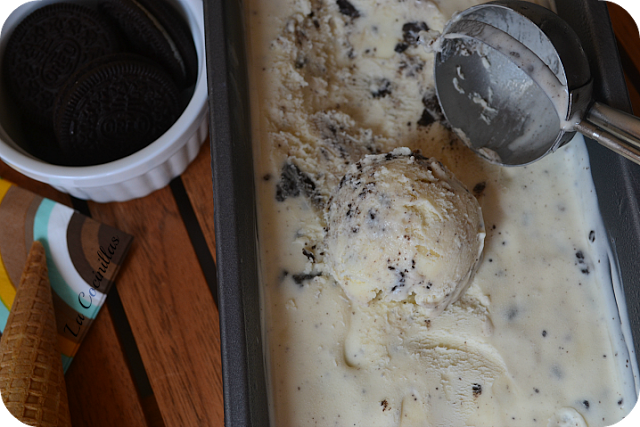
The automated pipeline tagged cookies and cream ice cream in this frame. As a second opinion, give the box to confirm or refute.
[324,147,484,316]
[246,0,638,425]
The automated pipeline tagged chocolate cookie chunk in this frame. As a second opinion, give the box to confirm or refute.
[53,54,181,166]
[3,3,120,127]
[98,0,198,88]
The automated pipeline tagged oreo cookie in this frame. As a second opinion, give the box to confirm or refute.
[98,0,198,89]
[3,3,120,127]
[53,54,181,166]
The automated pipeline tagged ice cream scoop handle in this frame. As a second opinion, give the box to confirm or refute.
[588,102,640,142]
[575,118,640,165]
[575,101,640,165]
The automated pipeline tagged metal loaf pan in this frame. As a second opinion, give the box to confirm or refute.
[204,0,640,425]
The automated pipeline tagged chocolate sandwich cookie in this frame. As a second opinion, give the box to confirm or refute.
[53,54,181,166]
[20,122,67,166]
[98,0,198,89]
[3,3,120,127]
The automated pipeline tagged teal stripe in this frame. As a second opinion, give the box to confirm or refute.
[61,353,73,373]
[33,200,96,319]
[0,300,9,333]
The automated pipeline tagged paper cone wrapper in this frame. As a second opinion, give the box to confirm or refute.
[0,241,72,427]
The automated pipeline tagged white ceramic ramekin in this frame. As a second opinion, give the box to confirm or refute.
[0,0,209,202]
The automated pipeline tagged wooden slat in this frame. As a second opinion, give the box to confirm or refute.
[608,2,640,117]
[65,306,149,427]
[86,183,224,427]
[180,140,217,262]
[608,3,640,74]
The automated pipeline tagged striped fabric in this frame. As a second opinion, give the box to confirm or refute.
[0,179,133,372]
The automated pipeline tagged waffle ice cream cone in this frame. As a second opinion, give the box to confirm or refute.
[0,241,71,427]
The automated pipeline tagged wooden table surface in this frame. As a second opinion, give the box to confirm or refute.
[0,3,638,427]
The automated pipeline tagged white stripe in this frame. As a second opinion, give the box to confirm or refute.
[46,204,106,319]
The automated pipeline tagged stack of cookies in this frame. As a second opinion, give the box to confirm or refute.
[3,0,198,166]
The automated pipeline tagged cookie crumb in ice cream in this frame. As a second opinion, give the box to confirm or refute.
[395,21,429,53]
[323,147,485,317]
[575,250,591,275]
[418,93,444,127]
[473,181,487,197]
[472,383,482,397]
[275,162,322,206]
[292,272,322,286]
[336,0,360,19]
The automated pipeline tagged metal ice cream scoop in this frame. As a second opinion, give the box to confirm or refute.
[434,0,640,166]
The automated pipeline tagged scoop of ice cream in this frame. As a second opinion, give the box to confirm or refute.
[324,147,485,316]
